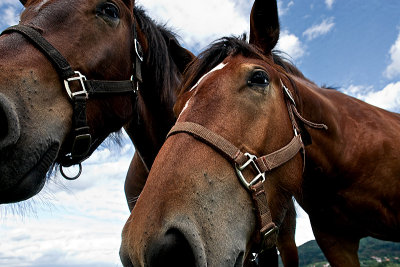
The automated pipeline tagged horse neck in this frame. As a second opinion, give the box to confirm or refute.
[294,76,400,181]
[125,10,181,168]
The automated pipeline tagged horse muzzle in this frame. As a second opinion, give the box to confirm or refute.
[120,224,246,267]
[0,92,20,150]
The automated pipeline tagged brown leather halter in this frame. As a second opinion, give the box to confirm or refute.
[167,80,327,254]
[1,24,143,180]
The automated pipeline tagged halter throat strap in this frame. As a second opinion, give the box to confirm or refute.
[1,24,144,176]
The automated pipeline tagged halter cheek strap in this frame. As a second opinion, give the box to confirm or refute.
[167,121,300,249]
[1,24,144,179]
[166,81,328,253]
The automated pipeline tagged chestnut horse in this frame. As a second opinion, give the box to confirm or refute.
[0,0,193,203]
[120,0,400,266]
[121,1,298,267]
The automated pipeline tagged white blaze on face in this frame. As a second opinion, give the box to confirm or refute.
[189,62,227,92]
[177,62,228,120]
[35,0,51,11]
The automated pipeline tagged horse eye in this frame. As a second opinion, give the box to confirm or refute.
[97,2,120,20]
[248,70,269,86]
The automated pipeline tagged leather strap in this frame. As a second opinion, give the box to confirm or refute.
[167,81,328,253]
[84,80,137,96]
[1,25,74,79]
[255,134,303,173]
[1,24,143,173]
[167,122,249,166]
[167,120,298,249]
[167,122,303,174]
[250,181,279,249]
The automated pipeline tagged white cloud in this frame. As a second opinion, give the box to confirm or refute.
[303,17,335,41]
[384,31,400,79]
[276,30,305,61]
[363,82,400,111]
[138,0,248,50]
[0,1,21,28]
[278,0,294,16]
[343,82,400,112]
[0,135,132,267]
[295,201,314,246]
[0,0,21,5]
[2,7,18,26]
[325,0,335,9]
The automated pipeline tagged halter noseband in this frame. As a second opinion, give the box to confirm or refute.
[167,80,327,255]
[0,24,144,180]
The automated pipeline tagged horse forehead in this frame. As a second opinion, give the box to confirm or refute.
[33,0,74,10]
[189,62,228,92]
[35,0,51,10]
[189,58,261,92]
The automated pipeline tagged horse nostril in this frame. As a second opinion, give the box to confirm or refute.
[0,104,8,140]
[234,251,245,267]
[147,228,196,267]
[0,93,20,150]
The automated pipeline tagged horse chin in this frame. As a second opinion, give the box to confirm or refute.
[0,142,60,204]
[120,213,249,267]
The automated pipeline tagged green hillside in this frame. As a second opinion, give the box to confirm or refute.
[290,237,400,267]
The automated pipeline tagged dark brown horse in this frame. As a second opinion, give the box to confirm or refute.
[120,0,400,266]
[0,0,193,203]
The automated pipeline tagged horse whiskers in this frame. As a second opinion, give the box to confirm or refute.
[0,192,55,219]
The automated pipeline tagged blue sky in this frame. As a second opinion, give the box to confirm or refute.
[1,0,400,266]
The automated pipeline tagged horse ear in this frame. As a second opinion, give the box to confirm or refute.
[167,38,195,74]
[20,0,27,6]
[249,0,280,54]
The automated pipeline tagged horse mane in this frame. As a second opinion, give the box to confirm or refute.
[178,36,309,96]
[133,7,181,108]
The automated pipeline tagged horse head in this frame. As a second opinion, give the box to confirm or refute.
[0,0,194,204]
[120,0,305,266]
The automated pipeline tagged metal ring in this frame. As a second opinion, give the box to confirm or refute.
[60,163,82,180]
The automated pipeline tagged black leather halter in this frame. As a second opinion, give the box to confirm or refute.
[1,24,144,179]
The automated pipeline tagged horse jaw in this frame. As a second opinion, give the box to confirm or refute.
[0,40,70,203]
[120,134,256,266]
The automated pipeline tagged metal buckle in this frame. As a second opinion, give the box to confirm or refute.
[130,75,139,94]
[64,71,88,99]
[71,133,92,158]
[281,79,296,106]
[235,153,266,190]
[261,225,279,250]
[134,39,144,62]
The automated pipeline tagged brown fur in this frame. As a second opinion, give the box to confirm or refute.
[0,0,194,206]
[121,1,298,266]
[120,0,400,266]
